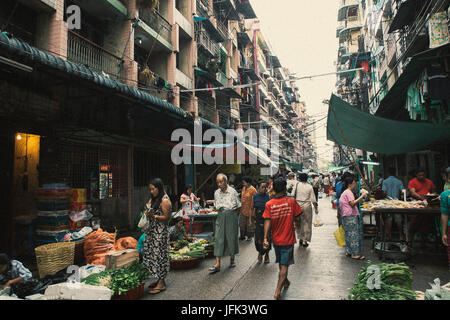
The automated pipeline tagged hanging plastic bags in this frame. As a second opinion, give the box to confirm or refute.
[313,214,323,227]
[334,225,346,247]
[138,212,149,231]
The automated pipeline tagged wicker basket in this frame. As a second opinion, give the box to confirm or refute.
[170,258,200,270]
[35,242,75,278]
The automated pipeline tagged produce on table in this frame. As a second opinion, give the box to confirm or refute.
[169,239,209,260]
[172,240,189,251]
[349,262,417,300]
[82,261,149,296]
[362,200,426,211]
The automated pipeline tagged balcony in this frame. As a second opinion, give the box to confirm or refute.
[196,0,211,18]
[19,0,57,12]
[213,0,240,20]
[176,68,193,90]
[217,71,228,86]
[196,31,220,57]
[67,30,123,80]
[139,9,172,45]
[216,19,229,41]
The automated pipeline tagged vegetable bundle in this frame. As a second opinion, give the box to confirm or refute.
[82,261,149,296]
[349,262,417,300]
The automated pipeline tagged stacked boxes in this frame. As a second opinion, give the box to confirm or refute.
[35,184,70,246]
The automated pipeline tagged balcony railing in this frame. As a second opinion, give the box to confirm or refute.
[140,9,172,44]
[196,0,210,18]
[216,19,229,40]
[67,30,123,80]
[196,31,220,57]
[217,71,228,86]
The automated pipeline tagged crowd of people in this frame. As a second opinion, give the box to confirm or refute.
[1,166,448,300]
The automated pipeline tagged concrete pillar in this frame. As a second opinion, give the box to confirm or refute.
[121,0,138,87]
[174,85,181,107]
[48,0,67,59]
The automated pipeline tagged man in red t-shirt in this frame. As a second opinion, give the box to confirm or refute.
[263,177,302,300]
[407,168,437,248]
[408,168,437,200]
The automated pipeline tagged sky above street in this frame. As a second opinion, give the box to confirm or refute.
[251,0,339,169]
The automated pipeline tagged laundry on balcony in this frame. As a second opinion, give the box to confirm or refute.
[388,0,421,33]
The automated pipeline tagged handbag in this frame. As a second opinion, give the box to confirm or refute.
[333,225,346,247]
[138,204,151,230]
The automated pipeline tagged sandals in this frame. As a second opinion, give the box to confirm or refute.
[257,255,263,264]
[148,287,166,295]
[350,255,366,260]
[208,266,221,274]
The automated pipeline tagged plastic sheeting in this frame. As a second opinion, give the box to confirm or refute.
[326,94,450,155]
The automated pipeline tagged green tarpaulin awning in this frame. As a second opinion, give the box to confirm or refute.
[280,159,303,171]
[326,94,450,155]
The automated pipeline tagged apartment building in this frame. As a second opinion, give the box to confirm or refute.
[0,0,307,252]
[333,0,450,180]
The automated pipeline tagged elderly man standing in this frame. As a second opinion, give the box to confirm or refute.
[208,173,241,274]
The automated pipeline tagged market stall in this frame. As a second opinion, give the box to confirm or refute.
[185,209,218,240]
[361,199,442,261]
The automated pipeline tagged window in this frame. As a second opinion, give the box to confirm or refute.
[347,7,358,19]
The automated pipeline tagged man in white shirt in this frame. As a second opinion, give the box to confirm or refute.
[286,172,298,197]
[209,174,241,274]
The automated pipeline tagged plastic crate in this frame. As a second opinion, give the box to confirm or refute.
[37,200,70,211]
[184,221,203,234]
[35,214,70,227]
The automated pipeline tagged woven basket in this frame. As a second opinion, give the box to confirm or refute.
[35,242,75,278]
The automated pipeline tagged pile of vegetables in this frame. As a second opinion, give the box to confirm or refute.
[169,239,210,261]
[82,261,149,296]
[349,262,417,300]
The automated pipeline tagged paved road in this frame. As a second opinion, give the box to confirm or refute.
[142,195,449,300]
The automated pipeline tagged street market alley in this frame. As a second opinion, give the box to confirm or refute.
[142,195,449,300]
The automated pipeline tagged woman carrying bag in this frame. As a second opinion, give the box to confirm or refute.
[339,176,368,260]
[141,178,172,294]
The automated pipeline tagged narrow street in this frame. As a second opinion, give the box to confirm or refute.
[142,195,449,300]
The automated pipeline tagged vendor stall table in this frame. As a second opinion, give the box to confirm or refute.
[186,213,217,241]
[373,207,442,261]
[361,209,377,238]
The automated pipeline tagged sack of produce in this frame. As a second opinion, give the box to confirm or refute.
[333,225,345,247]
[114,237,138,251]
[84,229,116,265]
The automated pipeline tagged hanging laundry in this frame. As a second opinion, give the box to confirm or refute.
[427,61,450,100]
[428,11,450,49]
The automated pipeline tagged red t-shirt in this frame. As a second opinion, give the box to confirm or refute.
[408,178,436,195]
[262,197,302,246]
